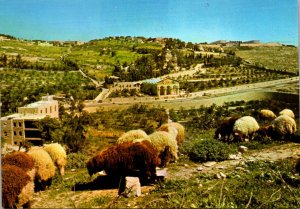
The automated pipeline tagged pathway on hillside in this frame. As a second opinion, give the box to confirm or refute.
[79,69,100,88]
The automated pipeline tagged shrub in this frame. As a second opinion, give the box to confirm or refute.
[65,152,89,169]
[184,138,234,162]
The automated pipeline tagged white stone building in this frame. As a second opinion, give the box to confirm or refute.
[1,95,59,145]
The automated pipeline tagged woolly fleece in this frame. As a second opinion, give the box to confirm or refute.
[272,115,297,137]
[2,164,34,209]
[279,109,295,119]
[158,122,185,145]
[260,109,276,119]
[2,151,36,181]
[27,147,55,181]
[87,141,160,182]
[43,143,67,175]
[144,131,178,161]
[233,116,260,139]
[117,129,148,144]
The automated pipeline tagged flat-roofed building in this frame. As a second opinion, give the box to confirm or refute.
[1,95,59,146]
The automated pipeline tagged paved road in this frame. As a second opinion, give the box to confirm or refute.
[84,76,299,112]
[189,76,299,98]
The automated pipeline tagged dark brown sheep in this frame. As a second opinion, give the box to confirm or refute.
[87,141,162,184]
[2,151,36,181]
[214,116,240,142]
[256,125,272,137]
[2,164,34,209]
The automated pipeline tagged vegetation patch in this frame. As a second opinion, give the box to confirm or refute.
[183,138,235,162]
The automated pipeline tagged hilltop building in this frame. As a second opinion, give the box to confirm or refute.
[1,95,59,146]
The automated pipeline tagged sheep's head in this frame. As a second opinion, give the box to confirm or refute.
[87,158,96,176]
[257,126,272,137]
[57,158,67,176]
[233,131,244,142]
[87,156,104,176]
[214,128,221,140]
[158,146,172,167]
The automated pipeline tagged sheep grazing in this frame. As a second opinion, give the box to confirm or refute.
[2,151,36,181]
[279,109,295,119]
[259,109,276,120]
[214,116,240,142]
[116,129,148,144]
[269,115,297,140]
[43,143,67,176]
[145,131,179,163]
[27,147,56,191]
[233,116,260,142]
[116,129,177,165]
[2,164,34,209]
[158,122,185,146]
[87,141,161,184]
[256,125,272,138]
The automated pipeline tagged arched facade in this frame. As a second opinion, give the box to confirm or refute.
[156,79,180,97]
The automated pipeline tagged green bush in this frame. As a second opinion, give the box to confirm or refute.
[66,152,89,169]
[184,138,234,162]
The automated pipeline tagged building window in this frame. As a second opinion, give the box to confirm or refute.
[19,131,22,136]
[50,106,52,114]
[13,122,17,127]
[40,110,42,114]
[19,122,22,127]
[14,131,17,136]
[4,131,7,137]
[46,108,47,114]
[54,105,56,111]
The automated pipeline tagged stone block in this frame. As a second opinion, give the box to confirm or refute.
[119,177,141,198]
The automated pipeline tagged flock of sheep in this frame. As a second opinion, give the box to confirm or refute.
[214,108,297,142]
[2,122,185,209]
[2,108,298,208]
[2,143,67,208]
[87,122,185,184]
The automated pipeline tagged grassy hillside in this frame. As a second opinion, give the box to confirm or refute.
[233,46,299,73]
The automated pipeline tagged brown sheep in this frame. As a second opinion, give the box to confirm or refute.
[256,125,272,138]
[87,141,162,184]
[2,151,36,181]
[2,164,34,209]
[214,116,240,142]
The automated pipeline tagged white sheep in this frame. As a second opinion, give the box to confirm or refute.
[27,147,56,191]
[270,115,297,140]
[279,109,295,119]
[116,129,148,144]
[157,122,185,146]
[233,116,260,141]
[144,131,179,163]
[259,109,276,120]
[43,143,67,176]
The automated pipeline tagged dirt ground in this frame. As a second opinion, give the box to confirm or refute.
[31,142,300,208]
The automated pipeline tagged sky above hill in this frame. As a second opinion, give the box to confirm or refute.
[0,0,298,45]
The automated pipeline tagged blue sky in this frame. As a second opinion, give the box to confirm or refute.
[0,0,298,44]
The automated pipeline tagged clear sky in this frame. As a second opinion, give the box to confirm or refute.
[0,0,298,44]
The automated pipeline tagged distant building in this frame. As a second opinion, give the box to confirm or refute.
[243,40,260,44]
[143,78,180,97]
[1,95,59,146]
